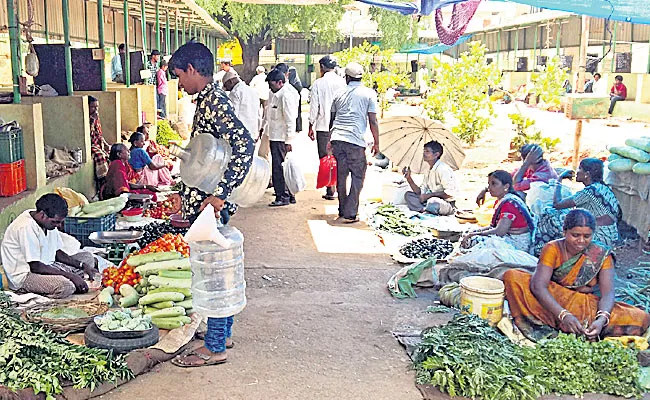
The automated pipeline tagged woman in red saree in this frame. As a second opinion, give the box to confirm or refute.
[100,144,158,200]
[504,208,649,342]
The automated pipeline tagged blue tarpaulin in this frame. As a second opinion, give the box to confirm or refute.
[496,0,650,25]
[401,34,473,53]
[356,0,467,15]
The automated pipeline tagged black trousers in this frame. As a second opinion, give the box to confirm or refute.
[331,140,367,219]
[317,131,335,196]
[270,140,291,202]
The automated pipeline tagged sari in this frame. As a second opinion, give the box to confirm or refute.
[504,240,650,342]
[100,160,157,200]
[90,117,110,180]
[532,182,621,256]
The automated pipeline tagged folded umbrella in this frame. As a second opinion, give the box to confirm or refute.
[379,116,465,173]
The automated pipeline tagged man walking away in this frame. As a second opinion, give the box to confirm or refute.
[308,55,346,200]
[249,66,269,105]
[111,44,125,83]
[274,63,303,134]
[223,70,260,140]
[329,62,380,223]
[609,75,627,115]
[156,60,169,118]
[261,69,299,207]
[147,50,161,85]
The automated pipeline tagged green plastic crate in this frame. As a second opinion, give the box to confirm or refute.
[0,128,24,164]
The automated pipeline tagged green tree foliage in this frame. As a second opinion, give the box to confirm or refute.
[333,41,410,116]
[422,42,501,144]
[531,56,568,111]
[369,7,418,51]
[508,112,559,152]
[198,0,348,82]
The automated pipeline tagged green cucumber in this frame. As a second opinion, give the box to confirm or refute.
[147,287,192,298]
[138,292,185,306]
[148,275,192,289]
[134,258,191,276]
[176,299,192,309]
[148,306,185,318]
[158,270,193,279]
[127,251,183,267]
[150,301,176,309]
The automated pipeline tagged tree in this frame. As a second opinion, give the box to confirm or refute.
[369,7,418,51]
[334,41,410,117]
[198,0,347,82]
[422,42,501,144]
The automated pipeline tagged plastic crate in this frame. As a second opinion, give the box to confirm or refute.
[0,128,25,164]
[64,213,116,247]
[0,160,27,197]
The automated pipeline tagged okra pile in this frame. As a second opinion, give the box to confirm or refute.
[399,237,454,260]
[414,314,643,400]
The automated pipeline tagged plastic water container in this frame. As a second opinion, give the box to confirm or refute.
[170,134,270,207]
[189,226,246,318]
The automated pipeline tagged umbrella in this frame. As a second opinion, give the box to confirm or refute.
[379,116,465,173]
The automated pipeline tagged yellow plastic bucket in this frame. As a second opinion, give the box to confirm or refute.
[459,276,505,325]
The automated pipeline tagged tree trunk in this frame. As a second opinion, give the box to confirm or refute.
[237,35,267,84]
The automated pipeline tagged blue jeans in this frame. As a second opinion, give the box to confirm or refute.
[609,95,624,114]
[204,316,234,353]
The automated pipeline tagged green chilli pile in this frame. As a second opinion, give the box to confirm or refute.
[0,293,132,399]
[374,205,429,237]
[414,314,642,400]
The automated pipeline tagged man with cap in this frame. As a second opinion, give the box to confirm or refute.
[147,50,161,86]
[261,68,300,207]
[308,55,347,200]
[249,66,269,105]
[329,62,380,223]
[223,70,260,141]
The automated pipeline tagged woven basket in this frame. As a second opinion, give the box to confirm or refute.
[22,299,109,334]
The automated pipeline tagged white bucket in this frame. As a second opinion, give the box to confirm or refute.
[459,276,505,325]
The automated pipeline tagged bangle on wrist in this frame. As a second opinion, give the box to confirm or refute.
[558,309,571,322]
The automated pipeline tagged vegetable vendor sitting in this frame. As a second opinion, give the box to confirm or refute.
[403,140,457,215]
[100,143,158,200]
[0,194,97,299]
[461,170,535,253]
[503,209,650,342]
[476,144,558,205]
[128,132,170,187]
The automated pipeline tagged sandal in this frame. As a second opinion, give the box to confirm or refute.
[194,332,235,348]
[171,347,227,368]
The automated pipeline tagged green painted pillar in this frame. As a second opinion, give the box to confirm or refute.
[182,17,186,44]
[44,0,50,44]
[611,22,618,72]
[155,0,160,52]
[556,23,562,56]
[113,10,117,53]
[7,0,21,103]
[140,0,148,54]
[62,0,74,95]
[165,9,170,54]
[496,30,501,70]
[123,0,130,87]
[84,0,89,46]
[98,0,106,90]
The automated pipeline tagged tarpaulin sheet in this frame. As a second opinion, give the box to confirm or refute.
[401,34,473,53]
[497,0,650,25]
[356,0,467,15]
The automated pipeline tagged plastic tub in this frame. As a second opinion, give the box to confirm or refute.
[0,160,26,197]
[122,208,143,222]
[459,276,505,326]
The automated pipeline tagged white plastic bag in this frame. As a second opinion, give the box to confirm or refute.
[283,153,306,195]
[526,181,572,215]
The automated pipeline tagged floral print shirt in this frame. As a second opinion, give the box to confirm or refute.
[180,82,254,221]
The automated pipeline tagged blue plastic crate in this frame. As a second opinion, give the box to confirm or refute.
[64,213,116,247]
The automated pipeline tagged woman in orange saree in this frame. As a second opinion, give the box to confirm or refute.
[504,208,649,342]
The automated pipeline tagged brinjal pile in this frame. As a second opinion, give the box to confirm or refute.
[399,237,454,260]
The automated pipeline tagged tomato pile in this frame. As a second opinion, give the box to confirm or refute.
[136,233,189,257]
[143,201,175,219]
[102,264,142,292]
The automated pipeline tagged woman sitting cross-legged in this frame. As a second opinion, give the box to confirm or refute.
[461,170,535,253]
[100,143,158,200]
[504,209,649,342]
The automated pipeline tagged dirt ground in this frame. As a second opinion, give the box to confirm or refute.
[100,103,650,400]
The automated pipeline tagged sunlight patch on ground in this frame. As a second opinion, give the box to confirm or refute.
[307,220,388,254]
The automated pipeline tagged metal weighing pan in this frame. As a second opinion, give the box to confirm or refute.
[89,231,143,245]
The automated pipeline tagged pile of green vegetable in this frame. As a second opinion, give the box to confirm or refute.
[414,314,642,399]
[616,265,650,311]
[608,138,650,174]
[96,309,152,331]
[0,293,132,399]
[39,306,89,319]
[374,205,429,237]
[155,120,182,147]
[69,196,127,218]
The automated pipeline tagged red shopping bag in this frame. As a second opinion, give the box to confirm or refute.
[316,155,337,189]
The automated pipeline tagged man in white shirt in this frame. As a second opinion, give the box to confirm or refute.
[329,62,380,223]
[403,140,457,215]
[213,59,237,88]
[261,69,299,207]
[591,73,606,95]
[0,194,95,298]
[308,55,347,200]
[223,70,260,141]
[249,66,269,104]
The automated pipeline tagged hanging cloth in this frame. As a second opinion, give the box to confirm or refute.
[435,0,482,45]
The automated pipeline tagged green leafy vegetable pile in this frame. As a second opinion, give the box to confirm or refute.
[374,205,429,237]
[414,314,642,400]
[155,120,182,147]
[0,293,133,399]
